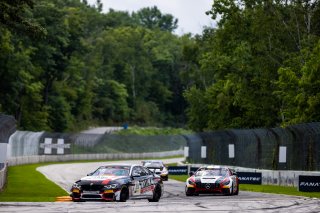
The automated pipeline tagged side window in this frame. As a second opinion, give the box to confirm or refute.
[139,166,148,176]
[141,167,151,176]
[132,166,147,176]
[132,166,140,176]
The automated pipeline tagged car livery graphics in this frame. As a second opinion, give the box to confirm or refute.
[70,164,163,202]
[185,165,239,196]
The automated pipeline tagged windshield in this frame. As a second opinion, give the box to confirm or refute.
[195,168,228,177]
[143,162,163,168]
[92,166,129,176]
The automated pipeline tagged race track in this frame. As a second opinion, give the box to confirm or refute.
[0,158,319,213]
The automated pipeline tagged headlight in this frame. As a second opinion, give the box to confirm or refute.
[222,178,230,185]
[72,183,81,189]
[104,184,118,189]
[188,179,195,184]
[161,169,168,175]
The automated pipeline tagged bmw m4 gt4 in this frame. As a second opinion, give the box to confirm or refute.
[70,164,163,202]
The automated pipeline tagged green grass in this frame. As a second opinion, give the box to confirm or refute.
[0,164,68,202]
[239,184,320,198]
[170,174,188,182]
[169,175,320,198]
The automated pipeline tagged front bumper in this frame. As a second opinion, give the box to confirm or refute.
[71,188,121,201]
[187,183,231,194]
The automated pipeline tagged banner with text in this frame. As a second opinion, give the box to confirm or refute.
[237,172,262,184]
[299,175,320,192]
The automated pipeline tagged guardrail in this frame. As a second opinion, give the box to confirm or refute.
[7,149,184,166]
[0,163,7,191]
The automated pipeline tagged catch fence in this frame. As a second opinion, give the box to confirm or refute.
[185,122,320,171]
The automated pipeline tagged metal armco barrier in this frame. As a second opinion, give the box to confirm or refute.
[0,164,7,191]
[7,150,184,166]
[0,114,16,191]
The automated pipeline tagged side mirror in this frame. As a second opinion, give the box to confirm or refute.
[160,166,163,171]
[232,171,237,176]
[189,171,194,177]
[87,172,93,176]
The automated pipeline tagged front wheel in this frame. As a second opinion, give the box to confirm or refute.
[185,186,194,196]
[119,187,129,202]
[223,185,233,196]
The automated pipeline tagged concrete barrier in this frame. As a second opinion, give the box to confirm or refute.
[7,149,184,166]
[0,163,7,191]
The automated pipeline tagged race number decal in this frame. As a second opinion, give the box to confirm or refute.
[133,181,141,195]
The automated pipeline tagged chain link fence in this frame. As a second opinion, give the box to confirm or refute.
[186,122,320,171]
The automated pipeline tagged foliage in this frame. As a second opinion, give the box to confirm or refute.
[1,0,320,132]
[0,0,187,131]
[115,126,193,136]
[184,0,320,130]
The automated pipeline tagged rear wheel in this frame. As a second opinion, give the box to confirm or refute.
[148,185,161,202]
[234,184,239,195]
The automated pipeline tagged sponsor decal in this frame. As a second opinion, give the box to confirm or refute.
[168,166,188,175]
[40,138,70,155]
[141,185,155,194]
[205,183,211,189]
[237,172,262,184]
[299,176,320,192]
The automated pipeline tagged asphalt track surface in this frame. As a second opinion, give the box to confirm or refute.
[0,158,319,213]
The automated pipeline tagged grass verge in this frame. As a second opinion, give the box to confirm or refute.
[0,163,68,202]
[169,175,320,198]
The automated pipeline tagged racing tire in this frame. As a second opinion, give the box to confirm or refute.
[231,184,234,196]
[222,185,232,196]
[119,187,129,202]
[185,186,194,196]
[148,185,161,202]
[234,184,239,195]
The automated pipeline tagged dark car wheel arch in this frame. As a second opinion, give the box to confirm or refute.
[119,186,129,202]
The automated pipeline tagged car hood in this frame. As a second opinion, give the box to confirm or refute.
[196,175,223,184]
[79,175,127,185]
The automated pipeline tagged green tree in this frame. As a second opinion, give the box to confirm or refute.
[133,6,178,32]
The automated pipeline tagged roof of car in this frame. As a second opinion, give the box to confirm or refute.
[98,164,139,168]
[200,165,229,170]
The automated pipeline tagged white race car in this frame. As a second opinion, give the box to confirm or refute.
[185,165,239,196]
[142,160,169,181]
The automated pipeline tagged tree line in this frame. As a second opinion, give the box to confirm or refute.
[0,0,319,132]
